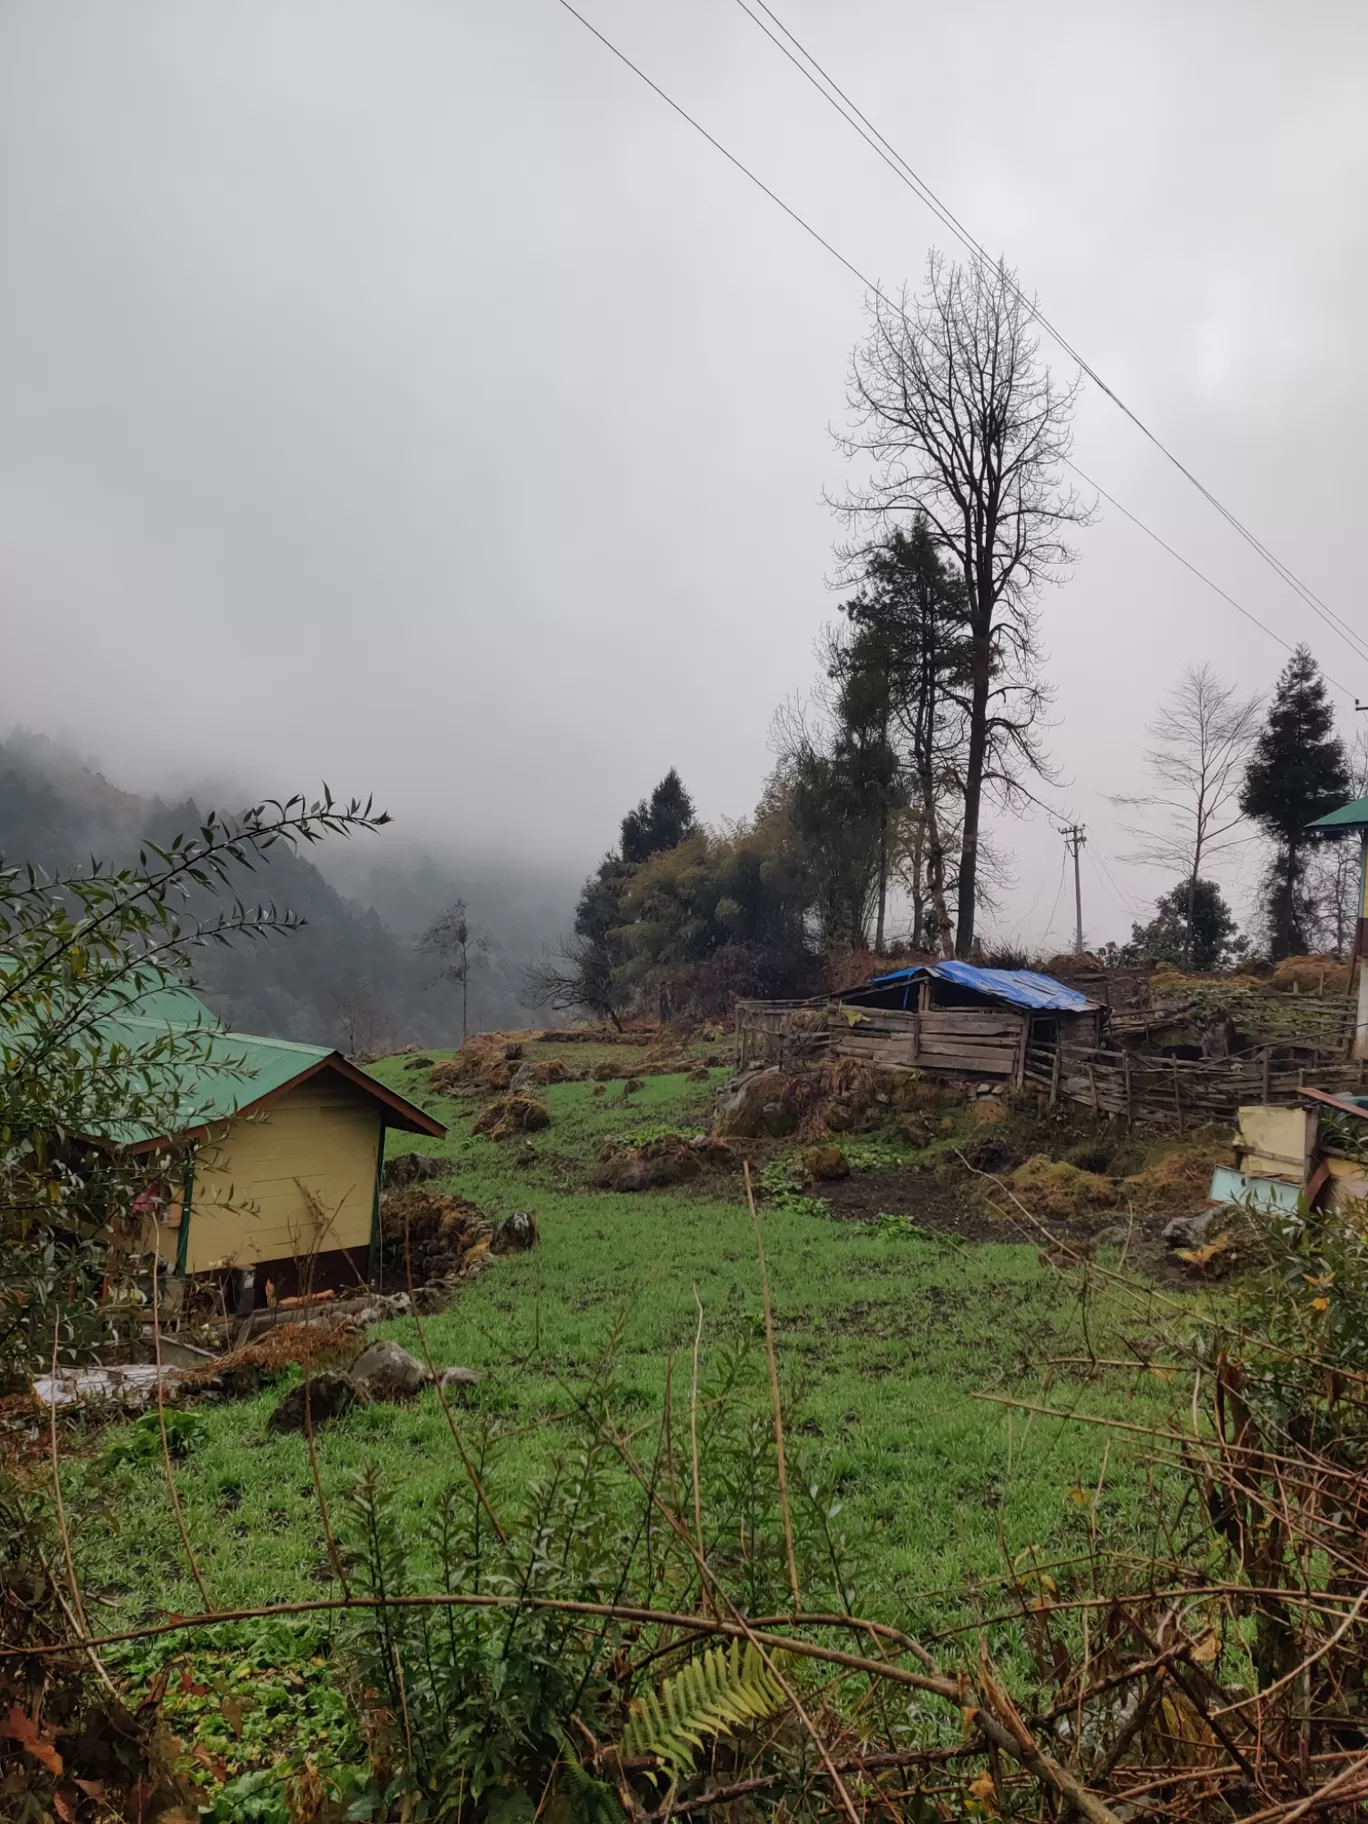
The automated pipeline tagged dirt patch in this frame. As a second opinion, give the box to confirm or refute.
[820,1167,1008,1243]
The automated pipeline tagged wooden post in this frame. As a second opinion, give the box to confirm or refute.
[1050,1045,1062,1109]
[1172,1058,1185,1135]
[1087,1059,1100,1114]
[1123,1050,1133,1126]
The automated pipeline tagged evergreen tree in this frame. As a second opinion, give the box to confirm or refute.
[1240,646,1348,957]
[1130,878,1245,972]
[620,769,698,864]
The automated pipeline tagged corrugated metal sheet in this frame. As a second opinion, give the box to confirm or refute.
[1308,796,1368,831]
[863,960,1100,1013]
[66,979,440,1144]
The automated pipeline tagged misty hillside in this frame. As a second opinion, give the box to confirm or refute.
[0,735,576,1048]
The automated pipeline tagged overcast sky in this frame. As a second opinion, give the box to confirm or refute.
[3,1,1366,949]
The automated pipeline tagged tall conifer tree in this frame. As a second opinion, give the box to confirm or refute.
[1240,646,1348,957]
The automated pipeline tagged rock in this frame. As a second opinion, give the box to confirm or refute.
[267,1371,357,1434]
[713,1068,787,1138]
[405,1056,435,1071]
[802,1144,850,1183]
[761,1101,795,1137]
[492,1210,540,1253]
[1162,1212,1215,1251]
[622,1076,644,1096]
[686,1064,710,1083]
[514,1140,538,1167]
[438,1365,482,1399]
[383,1153,446,1190]
[350,1339,431,1403]
[509,1061,537,1093]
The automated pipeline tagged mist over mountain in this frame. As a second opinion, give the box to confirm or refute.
[0,733,578,1048]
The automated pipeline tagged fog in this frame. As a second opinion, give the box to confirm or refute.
[3,1,1366,951]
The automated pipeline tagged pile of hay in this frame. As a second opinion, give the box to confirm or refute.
[1271,954,1351,996]
[380,1185,491,1280]
[593,1133,703,1192]
[1122,1131,1231,1213]
[187,1320,360,1396]
[472,1095,550,1140]
[1006,1156,1118,1221]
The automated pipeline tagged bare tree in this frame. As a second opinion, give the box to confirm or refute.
[1112,662,1262,965]
[330,984,391,1060]
[420,898,491,1045]
[522,934,623,1030]
[834,252,1090,956]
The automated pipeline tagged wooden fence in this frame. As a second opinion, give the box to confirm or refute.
[1023,1043,1368,1130]
[735,999,1366,1129]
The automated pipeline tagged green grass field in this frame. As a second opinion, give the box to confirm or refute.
[77,1048,1188,1623]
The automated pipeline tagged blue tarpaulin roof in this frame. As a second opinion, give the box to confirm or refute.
[862,960,1099,1013]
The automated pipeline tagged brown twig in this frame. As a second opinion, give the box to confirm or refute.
[149,1228,211,1609]
[401,1204,509,1546]
[743,1159,800,1614]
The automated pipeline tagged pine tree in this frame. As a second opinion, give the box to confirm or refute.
[620,769,697,864]
[1240,646,1348,958]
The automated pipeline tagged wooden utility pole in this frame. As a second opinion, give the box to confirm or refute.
[1062,824,1086,956]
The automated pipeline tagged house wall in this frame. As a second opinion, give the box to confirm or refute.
[157,1072,383,1276]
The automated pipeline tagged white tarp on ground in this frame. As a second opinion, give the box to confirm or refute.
[32,1363,187,1407]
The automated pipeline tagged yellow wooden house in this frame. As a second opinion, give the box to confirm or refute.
[97,984,444,1298]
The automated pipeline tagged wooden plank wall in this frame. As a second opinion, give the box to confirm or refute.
[734,999,1027,1079]
[830,1005,1024,1079]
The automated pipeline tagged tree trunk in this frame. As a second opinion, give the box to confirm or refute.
[875,803,888,953]
[955,631,992,957]
[1184,873,1198,971]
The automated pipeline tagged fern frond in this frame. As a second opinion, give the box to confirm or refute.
[561,1751,625,1824]
[619,1641,787,1779]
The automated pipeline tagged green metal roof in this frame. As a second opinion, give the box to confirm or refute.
[1308,796,1368,832]
[77,981,443,1147]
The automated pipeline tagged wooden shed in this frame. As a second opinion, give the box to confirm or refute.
[737,962,1104,1082]
[89,984,444,1301]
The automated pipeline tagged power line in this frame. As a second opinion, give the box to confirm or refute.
[550,0,1359,698]
[732,0,1368,670]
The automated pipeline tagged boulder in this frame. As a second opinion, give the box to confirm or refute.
[713,1068,787,1138]
[686,1064,710,1083]
[350,1339,431,1403]
[802,1144,850,1183]
[267,1370,357,1434]
[404,1056,435,1071]
[492,1210,540,1253]
[438,1365,482,1399]
[1162,1212,1215,1251]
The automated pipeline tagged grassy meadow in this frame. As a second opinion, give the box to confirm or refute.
[68,1032,1211,1796]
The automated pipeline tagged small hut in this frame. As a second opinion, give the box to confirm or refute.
[86,983,444,1301]
[736,962,1103,1082]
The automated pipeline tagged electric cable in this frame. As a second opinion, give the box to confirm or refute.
[733,0,1368,669]
[551,0,1356,697]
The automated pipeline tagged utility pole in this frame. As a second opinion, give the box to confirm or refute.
[1062,824,1086,956]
